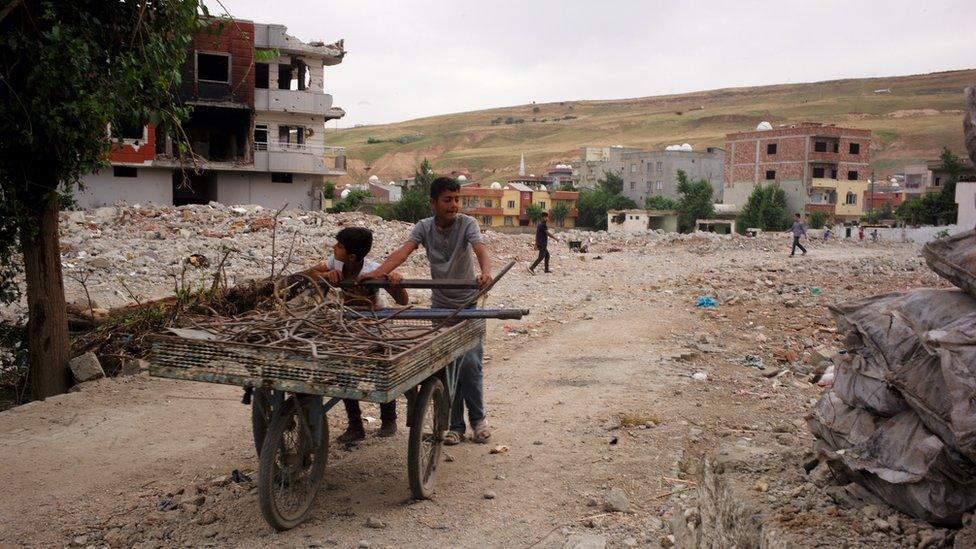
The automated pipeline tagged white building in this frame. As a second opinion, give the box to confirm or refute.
[78,20,346,210]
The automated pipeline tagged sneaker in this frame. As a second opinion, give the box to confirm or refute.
[377,420,397,438]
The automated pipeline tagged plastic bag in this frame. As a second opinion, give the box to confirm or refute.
[923,230,976,299]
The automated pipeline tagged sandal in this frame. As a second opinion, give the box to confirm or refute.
[471,422,491,444]
[443,430,463,446]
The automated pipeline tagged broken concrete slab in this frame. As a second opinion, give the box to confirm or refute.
[69,352,104,383]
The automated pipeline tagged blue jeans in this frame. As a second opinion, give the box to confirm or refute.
[450,344,485,434]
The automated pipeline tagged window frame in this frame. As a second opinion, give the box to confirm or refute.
[765,170,776,180]
[195,50,232,84]
[767,143,777,155]
[848,170,859,181]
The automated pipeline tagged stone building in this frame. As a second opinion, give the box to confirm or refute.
[577,145,725,204]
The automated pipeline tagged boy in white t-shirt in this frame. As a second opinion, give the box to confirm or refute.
[311,227,408,442]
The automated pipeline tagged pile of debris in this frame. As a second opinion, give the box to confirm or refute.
[808,230,976,525]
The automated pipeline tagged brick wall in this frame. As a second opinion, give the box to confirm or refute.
[107,123,156,164]
[180,19,255,106]
[725,125,871,185]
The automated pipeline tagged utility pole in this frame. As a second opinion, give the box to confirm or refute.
[869,170,875,223]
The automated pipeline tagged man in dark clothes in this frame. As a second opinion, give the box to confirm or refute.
[529,212,559,274]
[788,213,807,257]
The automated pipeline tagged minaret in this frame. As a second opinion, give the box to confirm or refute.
[518,153,525,176]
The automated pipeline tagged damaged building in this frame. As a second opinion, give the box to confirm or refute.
[78,19,347,210]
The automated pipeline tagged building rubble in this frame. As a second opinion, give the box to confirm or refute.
[808,230,976,525]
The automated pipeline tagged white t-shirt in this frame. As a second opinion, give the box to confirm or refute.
[325,256,386,307]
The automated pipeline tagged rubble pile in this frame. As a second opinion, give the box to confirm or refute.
[808,230,976,525]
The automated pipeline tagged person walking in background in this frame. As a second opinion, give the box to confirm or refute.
[529,212,559,274]
[788,213,807,257]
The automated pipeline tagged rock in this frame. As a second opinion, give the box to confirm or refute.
[602,488,630,513]
[563,533,607,549]
[660,534,676,548]
[688,427,704,442]
[196,511,218,525]
[622,537,638,547]
[873,518,892,533]
[357,541,371,549]
[120,358,149,376]
[753,477,769,492]
[71,535,89,547]
[181,504,198,514]
[69,352,104,383]
[365,516,386,529]
[603,415,622,431]
[691,371,708,381]
[585,496,599,507]
[483,490,496,500]
[645,516,664,530]
[179,494,205,507]
[89,257,113,269]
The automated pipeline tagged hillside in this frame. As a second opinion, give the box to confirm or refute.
[329,69,976,185]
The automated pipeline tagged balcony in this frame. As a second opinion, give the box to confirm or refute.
[808,151,839,163]
[253,142,346,175]
[809,178,838,189]
[805,203,835,215]
[255,89,333,115]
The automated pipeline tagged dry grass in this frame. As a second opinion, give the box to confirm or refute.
[330,69,975,184]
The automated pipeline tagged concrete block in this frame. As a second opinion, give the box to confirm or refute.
[69,352,104,383]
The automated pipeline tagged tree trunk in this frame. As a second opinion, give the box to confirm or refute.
[22,196,71,398]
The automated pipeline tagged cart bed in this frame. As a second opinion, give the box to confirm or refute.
[148,319,484,403]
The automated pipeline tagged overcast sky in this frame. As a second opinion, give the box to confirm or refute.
[209,0,976,128]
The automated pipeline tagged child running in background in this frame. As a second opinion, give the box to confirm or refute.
[311,227,408,443]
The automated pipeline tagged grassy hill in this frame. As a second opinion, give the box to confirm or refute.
[329,69,975,185]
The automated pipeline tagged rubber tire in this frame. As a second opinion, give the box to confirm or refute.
[251,388,275,457]
[258,395,328,531]
[407,377,447,499]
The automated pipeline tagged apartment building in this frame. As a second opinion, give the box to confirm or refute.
[460,179,579,228]
[79,19,346,210]
[577,145,725,204]
[724,123,871,221]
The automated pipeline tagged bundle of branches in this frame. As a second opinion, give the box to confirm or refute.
[69,263,321,362]
[180,274,448,360]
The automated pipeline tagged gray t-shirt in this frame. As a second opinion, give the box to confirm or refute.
[408,214,484,308]
[791,221,806,237]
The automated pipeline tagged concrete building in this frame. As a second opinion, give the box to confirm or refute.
[79,19,346,210]
[577,145,725,204]
[724,122,871,221]
[899,159,976,195]
[459,180,579,229]
[366,176,401,202]
[546,164,575,189]
[606,209,679,234]
[957,182,976,230]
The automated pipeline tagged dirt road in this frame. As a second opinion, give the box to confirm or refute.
[0,242,930,547]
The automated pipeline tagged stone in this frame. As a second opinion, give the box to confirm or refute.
[71,535,89,547]
[357,541,371,549]
[120,358,149,376]
[621,538,638,548]
[483,490,496,500]
[69,352,104,383]
[753,477,769,492]
[563,533,607,549]
[585,496,599,507]
[365,516,386,529]
[603,415,622,431]
[89,257,113,270]
[602,488,630,513]
[660,535,676,548]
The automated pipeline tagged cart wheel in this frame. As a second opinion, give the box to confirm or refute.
[251,388,276,457]
[258,395,328,531]
[408,377,447,499]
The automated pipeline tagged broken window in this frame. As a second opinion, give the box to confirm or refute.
[197,52,230,83]
[832,142,839,153]
[849,142,860,154]
[271,172,293,183]
[765,170,776,180]
[767,143,777,155]
[846,192,857,205]
[255,63,269,89]
[113,166,137,178]
[848,170,859,181]
[277,63,293,90]
[278,125,305,147]
[111,120,145,141]
[814,141,827,153]
[831,168,838,179]
[813,167,825,178]
[254,124,268,150]
[481,216,492,225]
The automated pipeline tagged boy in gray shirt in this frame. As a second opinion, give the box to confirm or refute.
[360,177,493,445]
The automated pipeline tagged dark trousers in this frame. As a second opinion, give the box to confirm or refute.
[343,399,396,424]
[530,246,550,272]
[791,236,807,255]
